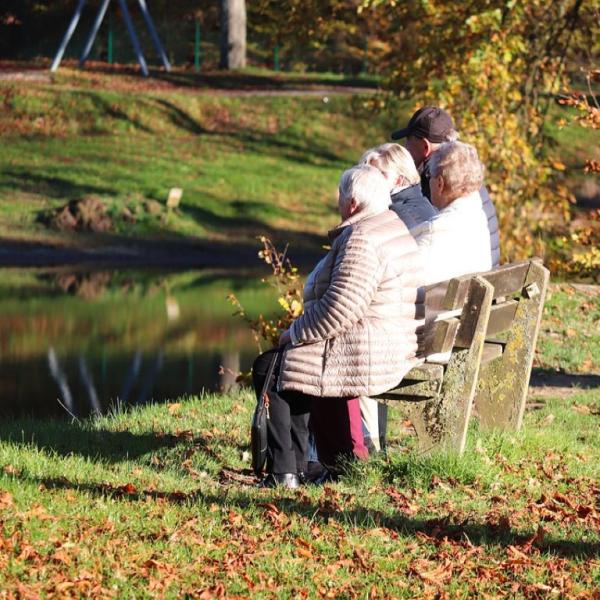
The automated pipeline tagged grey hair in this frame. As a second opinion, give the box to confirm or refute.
[358,143,420,187]
[428,141,484,202]
[338,165,390,214]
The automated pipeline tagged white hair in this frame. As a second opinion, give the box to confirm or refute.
[338,165,390,214]
[429,141,484,202]
[359,143,420,187]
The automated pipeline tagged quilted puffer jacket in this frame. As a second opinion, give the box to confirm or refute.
[279,207,424,398]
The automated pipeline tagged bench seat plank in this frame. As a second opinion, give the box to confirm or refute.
[402,363,444,381]
[481,342,504,364]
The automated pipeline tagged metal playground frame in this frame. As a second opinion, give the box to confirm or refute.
[51,0,171,77]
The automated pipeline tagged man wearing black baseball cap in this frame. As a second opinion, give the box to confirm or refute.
[392,106,500,266]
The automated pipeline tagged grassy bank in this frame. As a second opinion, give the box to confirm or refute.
[0,68,394,258]
[0,283,598,596]
[0,68,597,265]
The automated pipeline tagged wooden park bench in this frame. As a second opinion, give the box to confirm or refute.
[375,258,549,454]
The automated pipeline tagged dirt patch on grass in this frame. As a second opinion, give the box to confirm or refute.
[43,196,113,233]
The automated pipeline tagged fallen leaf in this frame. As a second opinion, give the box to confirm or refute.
[0,491,14,509]
[540,413,555,427]
[409,559,453,586]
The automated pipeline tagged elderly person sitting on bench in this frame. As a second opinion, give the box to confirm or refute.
[252,165,423,488]
[415,141,492,286]
[359,143,435,231]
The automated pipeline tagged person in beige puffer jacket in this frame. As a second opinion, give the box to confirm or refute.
[252,165,424,488]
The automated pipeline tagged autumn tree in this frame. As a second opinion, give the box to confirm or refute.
[360,0,597,266]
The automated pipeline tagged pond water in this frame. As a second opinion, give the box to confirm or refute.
[0,268,277,419]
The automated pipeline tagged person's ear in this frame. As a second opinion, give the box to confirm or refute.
[395,174,406,187]
[349,197,359,215]
[431,175,446,208]
[423,138,433,159]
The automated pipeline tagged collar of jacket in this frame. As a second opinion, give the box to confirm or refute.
[327,206,386,241]
[439,190,481,213]
[390,183,423,205]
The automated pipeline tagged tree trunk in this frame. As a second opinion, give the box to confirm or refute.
[219,0,246,69]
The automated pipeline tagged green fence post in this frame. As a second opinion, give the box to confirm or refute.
[108,4,113,64]
[274,44,280,72]
[194,20,201,72]
[362,37,368,75]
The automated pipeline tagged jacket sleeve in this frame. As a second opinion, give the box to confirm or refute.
[290,231,381,344]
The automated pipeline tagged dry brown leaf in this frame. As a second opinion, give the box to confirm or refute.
[3,464,21,476]
[409,559,453,586]
[0,491,14,510]
[540,413,555,426]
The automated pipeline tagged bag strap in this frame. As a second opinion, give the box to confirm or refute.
[260,352,279,418]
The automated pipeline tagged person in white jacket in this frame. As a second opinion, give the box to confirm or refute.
[415,141,492,286]
[391,107,500,267]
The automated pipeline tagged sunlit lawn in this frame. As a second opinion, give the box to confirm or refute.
[0,284,598,597]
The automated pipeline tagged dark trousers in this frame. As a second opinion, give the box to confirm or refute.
[252,348,370,475]
[252,349,311,475]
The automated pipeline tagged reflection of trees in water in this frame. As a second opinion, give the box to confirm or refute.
[47,347,75,414]
[55,271,112,300]
[2,347,255,419]
[218,351,240,393]
[0,268,269,417]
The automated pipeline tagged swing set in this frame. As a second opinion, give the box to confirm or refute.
[51,0,171,77]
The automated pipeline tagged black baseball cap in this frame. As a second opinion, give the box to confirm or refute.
[391,107,455,143]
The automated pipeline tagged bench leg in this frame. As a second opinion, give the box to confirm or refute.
[409,276,493,455]
[474,261,550,430]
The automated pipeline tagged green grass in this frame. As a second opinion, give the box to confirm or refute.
[0,69,398,254]
[1,68,597,265]
[537,283,600,373]
[0,281,598,596]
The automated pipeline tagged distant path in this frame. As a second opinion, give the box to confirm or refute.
[0,69,378,97]
[0,71,51,83]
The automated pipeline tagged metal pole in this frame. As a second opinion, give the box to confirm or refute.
[117,0,149,77]
[50,0,87,72]
[194,19,201,72]
[108,5,113,64]
[136,0,171,71]
[79,0,112,67]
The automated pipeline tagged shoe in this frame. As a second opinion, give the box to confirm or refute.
[257,473,301,489]
[309,468,337,486]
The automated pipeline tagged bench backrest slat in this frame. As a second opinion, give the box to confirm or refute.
[424,259,536,314]
[478,261,531,300]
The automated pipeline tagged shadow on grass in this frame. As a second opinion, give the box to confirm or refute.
[79,64,380,91]
[11,469,600,559]
[1,168,116,199]
[530,368,600,390]
[152,97,348,168]
[0,420,167,461]
[0,231,325,268]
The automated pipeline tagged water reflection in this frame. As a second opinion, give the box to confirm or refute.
[0,268,274,419]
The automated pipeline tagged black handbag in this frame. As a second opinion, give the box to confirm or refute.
[251,353,278,476]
